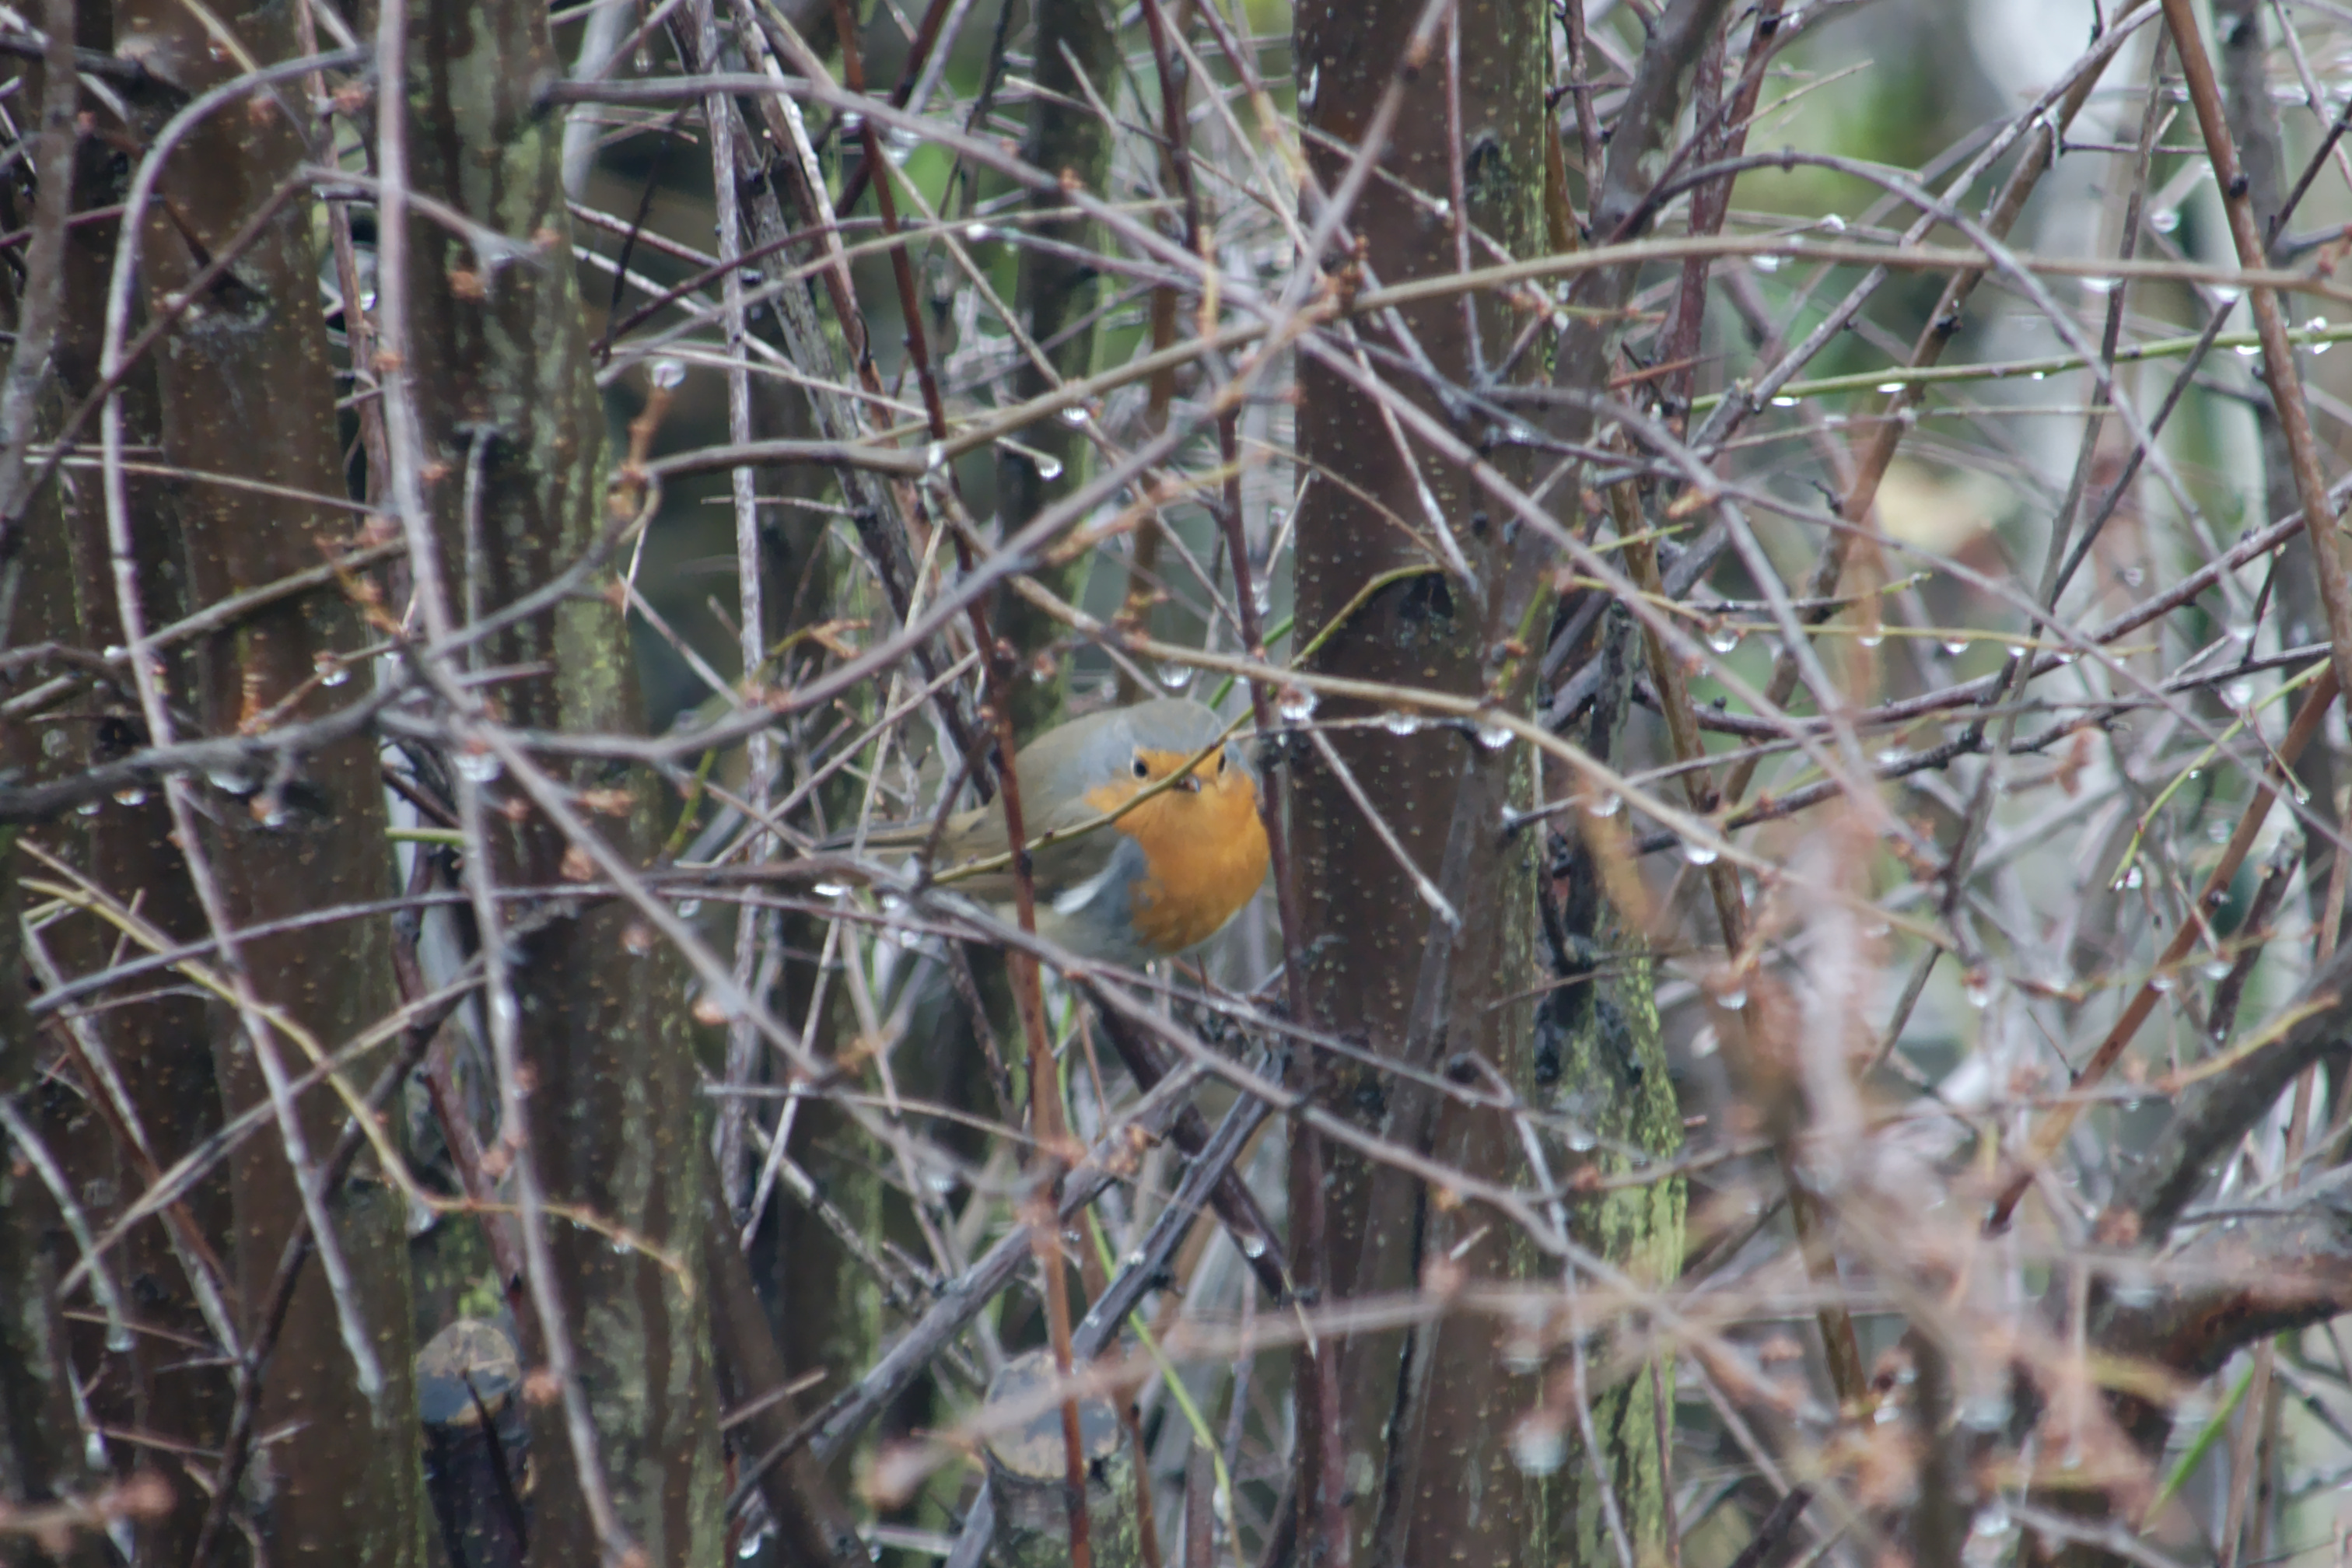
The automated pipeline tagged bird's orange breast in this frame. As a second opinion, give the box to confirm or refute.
[1083,765,1269,956]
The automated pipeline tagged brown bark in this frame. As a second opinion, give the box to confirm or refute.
[100,0,422,1557]
[1290,2,1724,1562]
[7,31,233,1555]
[1288,2,1566,1563]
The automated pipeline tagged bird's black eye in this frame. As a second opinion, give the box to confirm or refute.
[1131,755,1150,779]
[1216,751,1228,775]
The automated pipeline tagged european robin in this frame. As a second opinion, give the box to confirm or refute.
[842,698,1270,964]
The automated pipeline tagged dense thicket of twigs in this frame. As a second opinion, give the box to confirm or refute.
[9,1,2352,1566]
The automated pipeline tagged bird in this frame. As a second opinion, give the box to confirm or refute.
[834,697,1270,965]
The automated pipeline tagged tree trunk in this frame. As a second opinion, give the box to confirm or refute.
[397,0,723,1557]
[1289,2,1696,1563]
[992,0,1118,739]
[114,0,424,1554]
[2,36,240,1562]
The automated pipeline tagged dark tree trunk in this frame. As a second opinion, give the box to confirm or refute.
[114,0,424,1556]
[2,19,236,1555]
[1288,2,1684,1565]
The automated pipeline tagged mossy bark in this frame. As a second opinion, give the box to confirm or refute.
[990,0,1118,741]
[397,0,722,1558]
[1545,839,1685,1564]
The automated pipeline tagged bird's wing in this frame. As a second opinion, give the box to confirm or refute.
[817,706,1131,870]
[930,783,1129,905]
